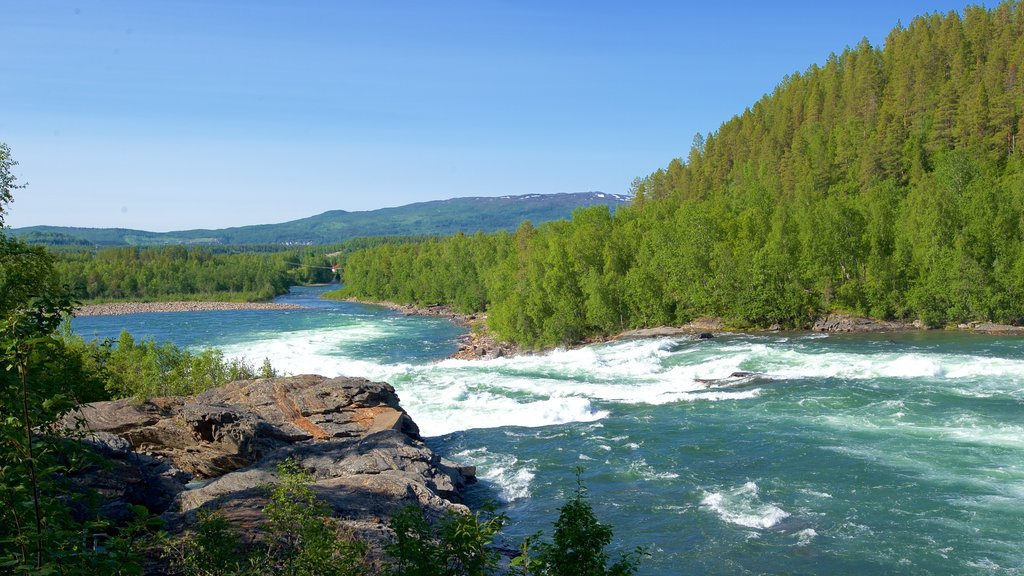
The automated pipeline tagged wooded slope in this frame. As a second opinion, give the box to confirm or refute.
[342,2,1024,346]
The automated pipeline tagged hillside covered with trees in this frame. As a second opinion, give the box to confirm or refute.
[338,2,1024,347]
[11,192,628,246]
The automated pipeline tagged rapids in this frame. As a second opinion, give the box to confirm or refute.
[74,285,1024,574]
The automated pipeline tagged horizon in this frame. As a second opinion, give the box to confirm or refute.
[4,0,972,231]
[10,190,631,233]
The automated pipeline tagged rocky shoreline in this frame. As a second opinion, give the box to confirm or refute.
[350,297,1024,361]
[63,374,475,570]
[810,314,923,332]
[76,301,305,316]
[604,317,726,341]
[342,297,519,360]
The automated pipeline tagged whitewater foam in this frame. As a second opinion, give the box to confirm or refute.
[794,528,818,546]
[220,321,1024,443]
[627,458,681,481]
[701,482,790,529]
[452,447,535,502]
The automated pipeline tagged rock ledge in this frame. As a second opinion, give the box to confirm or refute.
[63,375,474,555]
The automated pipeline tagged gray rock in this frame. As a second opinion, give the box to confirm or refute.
[812,314,918,333]
[61,374,475,564]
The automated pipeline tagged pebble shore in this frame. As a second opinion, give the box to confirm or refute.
[75,301,305,317]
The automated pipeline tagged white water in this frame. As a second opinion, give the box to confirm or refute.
[700,482,790,530]
[220,333,773,435]
[220,330,1024,436]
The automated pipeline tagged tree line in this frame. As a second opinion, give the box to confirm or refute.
[50,246,331,302]
[337,1,1024,347]
[45,236,436,303]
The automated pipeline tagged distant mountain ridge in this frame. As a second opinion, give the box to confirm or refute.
[11,192,630,246]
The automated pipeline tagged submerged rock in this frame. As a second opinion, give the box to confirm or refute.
[694,371,763,388]
[63,375,475,559]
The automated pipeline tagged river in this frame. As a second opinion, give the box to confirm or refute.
[72,285,1024,575]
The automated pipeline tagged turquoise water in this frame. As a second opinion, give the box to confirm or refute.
[73,286,1024,575]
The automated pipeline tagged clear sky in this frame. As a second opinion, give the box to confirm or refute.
[3,0,976,231]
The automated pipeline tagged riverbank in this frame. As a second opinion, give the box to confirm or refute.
[337,297,521,359]
[76,301,305,316]
[344,297,1024,361]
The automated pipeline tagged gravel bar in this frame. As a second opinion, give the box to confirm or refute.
[75,301,305,316]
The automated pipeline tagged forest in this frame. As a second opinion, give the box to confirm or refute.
[337,2,1024,347]
[47,237,426,302]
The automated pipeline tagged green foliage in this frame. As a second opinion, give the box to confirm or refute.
[515,471,645,576]
[0,144,159,573]
[46,237,439,303]
[44,328,279,402]
[94,330,276,399]
[168,460,368,576]
[339,2,1024,346]
[0,142,27,225]
[52,246,299,303]
[263,460,368,576]
[167,509,253,576]
[386,504,506,576]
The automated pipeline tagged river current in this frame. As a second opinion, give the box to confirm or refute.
[72,285,1024,575]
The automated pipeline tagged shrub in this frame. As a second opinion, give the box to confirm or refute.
[387,504,506,576]
[514,470,646,576]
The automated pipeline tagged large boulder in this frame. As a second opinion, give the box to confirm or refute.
[63,375,475,555]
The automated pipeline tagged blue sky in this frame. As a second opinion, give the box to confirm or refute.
[3,0,975,231]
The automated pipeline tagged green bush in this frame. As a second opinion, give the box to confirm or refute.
[55,329,279,400]
[387,504,506,576]
[0,247,161,573]
[263,460,368,576]
[514,471,646,576]
[168,460,368,576]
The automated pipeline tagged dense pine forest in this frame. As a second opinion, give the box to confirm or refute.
[337,2,1024,347]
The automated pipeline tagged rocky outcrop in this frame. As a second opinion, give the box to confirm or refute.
[963,322,1024,335]
[63,375,475,553]
[610,318,725,341]
[811,314,921,333]
[451,325,519,360]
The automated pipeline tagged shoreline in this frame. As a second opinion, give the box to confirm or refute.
[340,298,1024,359]
[339,297,477,327]
[338,297,521,359]
[75,301,306,317]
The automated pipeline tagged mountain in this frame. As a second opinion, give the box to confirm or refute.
[10,192,630,246]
